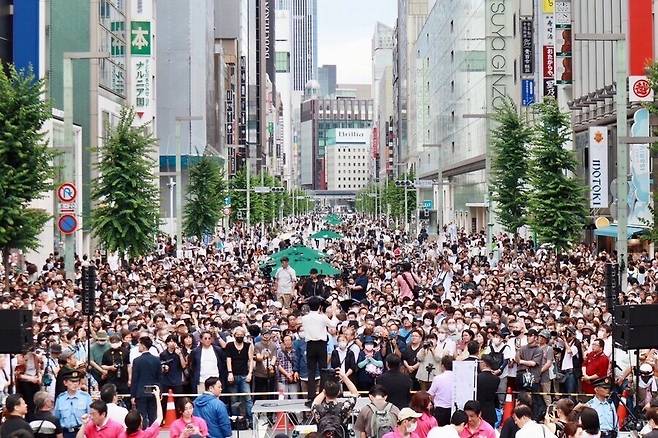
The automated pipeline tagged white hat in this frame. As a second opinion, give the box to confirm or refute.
[397,408,422,422]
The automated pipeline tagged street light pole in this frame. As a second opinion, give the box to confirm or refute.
[175,115,203,257]
[62,51,109,280]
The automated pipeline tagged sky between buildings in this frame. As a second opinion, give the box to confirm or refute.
[317,0,397,84]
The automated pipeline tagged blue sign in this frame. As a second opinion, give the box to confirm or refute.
[522,79,535,107]
[58,214,78,235]
[224,196,232,206]
[423,200,433,209]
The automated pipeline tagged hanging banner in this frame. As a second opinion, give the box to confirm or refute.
[588,127,609,208]
[521,19,534,75]
[628,109,651,225]
[555,1,572,85]
[522,79,535,106]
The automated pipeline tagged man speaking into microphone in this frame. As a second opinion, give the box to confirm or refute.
[302,296,336,406]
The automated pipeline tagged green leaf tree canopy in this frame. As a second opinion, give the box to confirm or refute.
[527,98,588,252]
[91,107,160,260]
[184,156,225,240]
[0,65,55,291]
[490,98,533,234]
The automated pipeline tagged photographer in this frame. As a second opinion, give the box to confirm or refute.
[311,370,359,438]
[159,335,187,396]
[544,398,574,438]
[101,335,130,395]
[416,334,440,391]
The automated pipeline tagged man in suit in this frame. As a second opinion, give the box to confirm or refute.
[189,331,228,393]
[477,354,501,428]
[130,336,162,429]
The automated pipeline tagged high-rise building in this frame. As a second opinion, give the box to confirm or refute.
[289,0,318,91]
[318,64,337,97]
[325,129,372,191]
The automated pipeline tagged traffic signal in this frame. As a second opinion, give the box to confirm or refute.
[81,265,96,316]
[271,187,285,193]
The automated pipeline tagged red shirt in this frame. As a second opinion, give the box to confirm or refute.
[582,351,610,394]
[83,418,125,438]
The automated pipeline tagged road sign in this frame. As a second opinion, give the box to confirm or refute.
[59,202,76,212]
[414,180,434,189]
[58,214,78,235]
[254,186,271,194]
[423,200,433,209]
[224,196,232,206]
[223,207,231,215]
[57,183,77,202]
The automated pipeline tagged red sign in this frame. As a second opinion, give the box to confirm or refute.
[634,79,651,98]
[372,127,379,158]
[58,214,78,235]
[57,183,77,203]
[543,46,555,78]
[629,0,653,76]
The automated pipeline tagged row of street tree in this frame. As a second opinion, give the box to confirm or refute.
[355,173,417,220]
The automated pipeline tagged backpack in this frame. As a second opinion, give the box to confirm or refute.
[368,402,395,438]
[489,342,507,371]
[317,403,344,438]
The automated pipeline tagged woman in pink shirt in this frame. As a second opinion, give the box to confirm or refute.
[382,408,423,438]
[121,387,164,438]
[396,263,419,300]
[409,391,438,438]
[169,398,209,438]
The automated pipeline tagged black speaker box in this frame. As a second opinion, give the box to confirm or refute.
[0,309,34,353]
[614,304,658,326]
[613,324,658,350]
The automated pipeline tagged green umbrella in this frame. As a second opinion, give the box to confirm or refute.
[310,229,343,240]
[324,215,343,226]
[267,256,340,277]
[268,245,327,261]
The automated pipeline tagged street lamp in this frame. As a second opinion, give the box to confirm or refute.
[174,115,203,257]
[62,51,109,280]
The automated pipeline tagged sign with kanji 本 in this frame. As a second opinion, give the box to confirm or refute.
[130,21,151,55]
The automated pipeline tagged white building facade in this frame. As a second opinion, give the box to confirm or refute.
[326,128,372,191]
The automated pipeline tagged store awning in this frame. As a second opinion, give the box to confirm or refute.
[594,224,648,238]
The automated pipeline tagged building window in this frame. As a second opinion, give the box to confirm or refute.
[275,51,290,72]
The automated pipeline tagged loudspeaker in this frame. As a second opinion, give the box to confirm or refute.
[613,324,658,350]
[614,304,658,326]
[0,309,34,353]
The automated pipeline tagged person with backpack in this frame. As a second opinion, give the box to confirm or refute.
[311,369,359,438]
[483,328,513,405]
[354,385,400,438]
[381,408,422,438]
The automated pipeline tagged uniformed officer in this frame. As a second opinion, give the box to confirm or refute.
[54,370,92,438]
[585,376,618,438]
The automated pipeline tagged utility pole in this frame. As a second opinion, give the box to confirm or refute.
[62,52,109,279]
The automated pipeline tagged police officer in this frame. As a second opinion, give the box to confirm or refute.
[54,370,92,438]
[585,376,618,438]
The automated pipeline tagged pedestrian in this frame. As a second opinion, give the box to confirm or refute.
[193,377,232,438]
[381,408,422,438]
[274,257,297,307]
[581,339,610,395]
[459,400,496,438]
[122,386,163,438]
[516,328,545,419]
[377,354,412,410]
[78,400,124,438]
[1,394,33,437]
[100,383,129,427]
[584,377,618,438]
[408,391,437,438]
[54,370,91,438]
[427,355,454,426]
[189,331,227,395]
[354,385,399,438]
[29,391,62,438]
[476,355,500,428]
[224,326,254,418]
[426,410,468,438]
[169,398,208,438]
[513,405,551,438]
[130,336,162,429]
[301,296,336,405]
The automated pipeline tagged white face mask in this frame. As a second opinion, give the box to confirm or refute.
[406,422,417,433]
[338,341,348,350]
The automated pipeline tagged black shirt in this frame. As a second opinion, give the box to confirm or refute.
[28,411,62,438]
[224,342,251,376]
[160,349,184,387]
[377,370,412,409]
[0,416,33,437]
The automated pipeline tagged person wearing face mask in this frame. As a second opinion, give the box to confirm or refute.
[224,327,254,418]
[382,408,422,438]
[357,338,384,391]
[330,334,357,383]
[483,328,512,406]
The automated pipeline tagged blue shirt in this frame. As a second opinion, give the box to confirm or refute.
[54,390,92,429]
[586,397,617,432]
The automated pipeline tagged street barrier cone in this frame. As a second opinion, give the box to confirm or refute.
[502,387,515,423]
[163,389,176,428]
[617,389,628,428]
[273,388,292,432]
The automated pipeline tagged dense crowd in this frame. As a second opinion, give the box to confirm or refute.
[1,214,658,438]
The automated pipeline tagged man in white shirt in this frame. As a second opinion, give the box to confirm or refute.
[301,297,336,406]
[100,383,128,427]
[274,257,297,307]
[513,405,551,438]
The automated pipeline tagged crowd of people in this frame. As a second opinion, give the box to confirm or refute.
[1,213,658,438]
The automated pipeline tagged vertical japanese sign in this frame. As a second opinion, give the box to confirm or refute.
[541,0,557,98]
[555,1,572,85]
[628,109,651,225]
[129,0,154,124]
[588,127,609,208]
[521,19,534,74]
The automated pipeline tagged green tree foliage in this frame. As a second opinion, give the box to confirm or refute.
[90,107,160,260]
[0,65,55,291]
[527,98,588,252]
[490,98,533,234]
[227,169,297,223]
[183,156,225,240]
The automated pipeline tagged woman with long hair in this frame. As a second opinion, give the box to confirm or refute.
[169,397,209,438]
[409,391,437,438]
